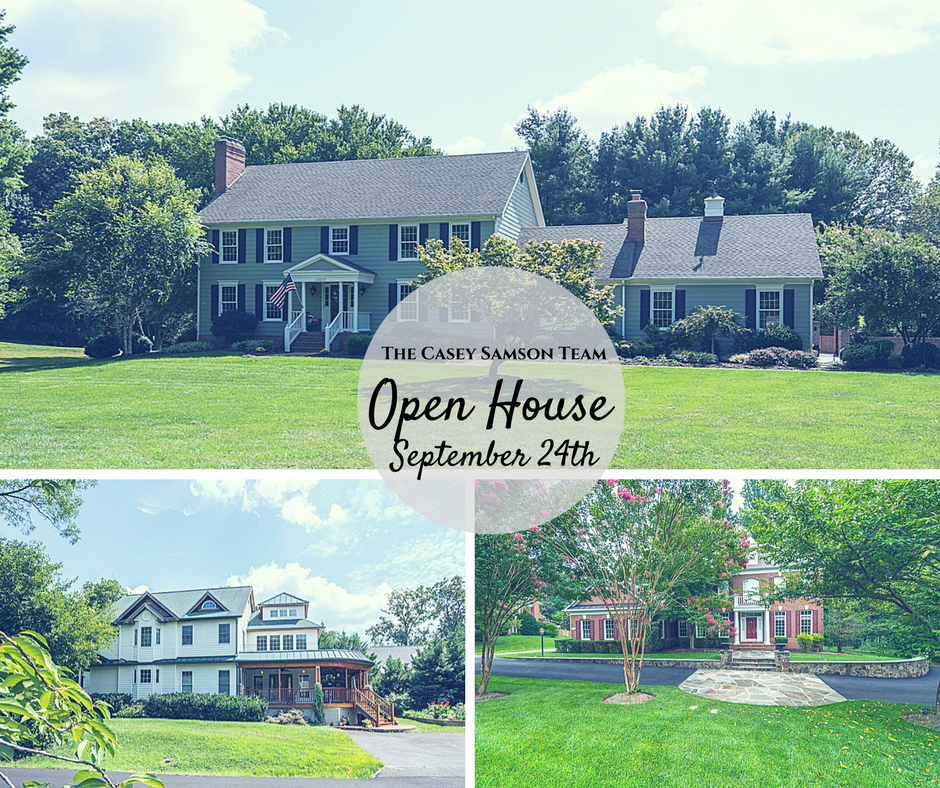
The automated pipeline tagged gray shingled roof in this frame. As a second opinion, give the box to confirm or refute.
[237,649,373,665]
[371,646,423,666]
[113,587,253,623]
[519,214,822,280]
[247,611,321,629]
[199,151,530,224]
[259,593,308,606]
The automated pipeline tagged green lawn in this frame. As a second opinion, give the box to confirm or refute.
[7,718,382,779]
[474,635,557,655]
[2,342,940,468]
[791,651,897,662]
[476,676,939,788]
[518,650,896,662]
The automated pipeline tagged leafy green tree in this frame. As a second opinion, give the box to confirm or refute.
[408,633,464,708]
[367,586,435,646]
[823,598,866,653]
[34,155,209,355]
[817,223,940,342]
[317,630,372,654]
[430,576,464,639]
[0,479,95,543]
[671,305,744,354]
[0,207,23,318]
[371,656,413,710]
[0,538,121,676]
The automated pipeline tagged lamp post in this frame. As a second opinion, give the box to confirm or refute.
[921,313,928,367]
[539,627,545,656]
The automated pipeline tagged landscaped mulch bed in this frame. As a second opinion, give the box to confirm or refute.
[603,692,656,705]
[477,692,510,701]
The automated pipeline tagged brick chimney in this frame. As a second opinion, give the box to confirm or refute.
[704,190,725,222]
[625,189,647,245]
[214,137,246,196]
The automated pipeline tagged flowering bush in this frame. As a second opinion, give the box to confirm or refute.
[416,701,465,721]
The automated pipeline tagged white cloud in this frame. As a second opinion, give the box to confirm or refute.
[345,534,465,590]
[129,584,149,595]
[226,562,391,633]
[441,136,487,155]
[527,58,707,136]
[189,479,249,507]
[656,0,940,66]
[281,499,350,531]
[352,483,417,524]
[5,0,282,133]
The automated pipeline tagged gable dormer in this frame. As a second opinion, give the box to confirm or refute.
[113,592,175,625]
[258,592,309,621]
[186,591,230,616]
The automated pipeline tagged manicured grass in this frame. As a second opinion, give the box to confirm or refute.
[790,651,898,662]
[476,676,939,788]
[3,342,940,467]
[8,718,382,779]
[474,635,556,655]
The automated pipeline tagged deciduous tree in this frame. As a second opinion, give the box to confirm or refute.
[0,479,95,543]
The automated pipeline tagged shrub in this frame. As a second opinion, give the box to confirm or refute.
[162,341,214,354]
[90,693,133,713]
[312,684,325,725]
[775,636,789,646]
[796,633,813,653]
[759,323,803,350]
[554,638,572,653]
[211,309,258,344]
[231,338,282,354]
[345,333,375,358]
[540,621,559,638]
[642,324,674,355]
[131,333,153,355]
[784,350,818,369]
[900,341,940,369]
[840,340,897,370]
[384,690,411,713]
[670,305,744,354]
[670,350,719,366]
[317,349,331,356]
[144,692,267,722]
[729,353,749,364]
[518,611,540,636]
[84,334,121,359]
[811,633,824,652]
[745,347,788,367]
[265,709,307,725]
[114,702,146,718]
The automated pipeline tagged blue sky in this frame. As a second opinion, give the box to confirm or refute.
[19,478,465,635]
[3,0,939,183]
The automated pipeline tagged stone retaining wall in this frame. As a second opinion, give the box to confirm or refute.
[784,657,928,678]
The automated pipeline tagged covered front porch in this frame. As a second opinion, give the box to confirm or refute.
[283,254,377,352]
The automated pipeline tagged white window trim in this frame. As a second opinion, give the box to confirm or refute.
[330,225,350,256]
[757,287,784,331]
[218,281,238,316]
[775,611,787,638]
[220,230,238,265]
[678,621,688,638]
[580,619,590,640]
[650,286,676,329]
[449,222,471,248]
[399,224,419,261]
[800,609,813,635]
[397,280,418,322]
[263,281,284,322]
[604,619,616,640]
[265,228,284,264]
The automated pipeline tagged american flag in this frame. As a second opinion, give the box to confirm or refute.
[268,274,297,309]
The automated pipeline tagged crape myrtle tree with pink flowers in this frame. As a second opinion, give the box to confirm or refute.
[542,478,751,694]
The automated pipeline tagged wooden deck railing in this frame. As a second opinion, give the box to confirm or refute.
[242,687,315,705]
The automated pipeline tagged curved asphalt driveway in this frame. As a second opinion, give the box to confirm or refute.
[477,656,940,707]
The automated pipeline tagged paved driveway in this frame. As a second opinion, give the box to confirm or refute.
[478,656,940,706]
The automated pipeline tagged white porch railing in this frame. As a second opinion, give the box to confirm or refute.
[358,313,371,332]
[284,310,305,352]
[325,311,344,352]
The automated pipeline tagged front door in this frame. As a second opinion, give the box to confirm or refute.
[326,284,340,323]
[746,616,757,640]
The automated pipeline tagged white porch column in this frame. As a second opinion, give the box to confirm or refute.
[353,283,358,332]
[301,281,306,316]
[288,289,293,321]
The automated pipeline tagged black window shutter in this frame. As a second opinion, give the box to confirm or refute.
[783,289,795,328]
[419,223,429,245]
[349,225,358,255]
[237,284,246,312]
[439,306,449,323]
[210,284,219,317]
[255,229,264,263]
[388,225,398,260]
[639,289,650,329]
[471,221,481,251]
[320,226,330,255]
[745,289,756,330]
[439,222,449,250]
[211,230,220,264]
[675,289,686,320]
[237,229,247,263]
[255,284,264,320]
[387,283,398,322]
[283,227,292,263]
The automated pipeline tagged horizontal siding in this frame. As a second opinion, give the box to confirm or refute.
[496,174,538,240]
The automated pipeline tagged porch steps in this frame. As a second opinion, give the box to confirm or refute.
[289,331,325,353]
[731,657,778,672]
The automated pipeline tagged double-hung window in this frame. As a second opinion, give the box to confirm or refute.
[282,635,294,651]
[140,627,152,647]
[397,283,417,322]
[678,621,688,638]
[269,635,280,651]
[218,623,230,644]
[256,635,267,651]
[652,290,674,327]
[579,619,590,640]
[800,610,813,635]
[221,231,237,263]
[181,625,193,646]
[266,229,283,263]
[450,223,470,248]
[156,629,161,645]
[218,670,230,695]
[774,611,787,638]
[758,289,782,329]
[219,283,238,314]
[262,283,282,321]
[181,671,193,693]
[604,619,615,640]
[296,634,307,650]
[399,225,419,260]
[331,226,349,255]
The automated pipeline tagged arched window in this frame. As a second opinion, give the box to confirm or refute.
[201,600,217,610]
[742,578,759,602]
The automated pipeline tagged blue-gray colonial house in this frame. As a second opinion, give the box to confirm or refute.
[197,140,822,351]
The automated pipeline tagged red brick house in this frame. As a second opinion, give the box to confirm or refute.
[563,550,823,651]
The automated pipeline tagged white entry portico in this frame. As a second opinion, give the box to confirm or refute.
[282,254,377,351]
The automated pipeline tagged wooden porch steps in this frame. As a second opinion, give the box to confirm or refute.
[290,331,325,353]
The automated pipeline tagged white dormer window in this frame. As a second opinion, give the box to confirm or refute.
[331,226,349,255]
[266,229,283,263]
[201,600,216,610]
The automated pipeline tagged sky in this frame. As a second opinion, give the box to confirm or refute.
[17,477,465,635]
[2,0,939,183]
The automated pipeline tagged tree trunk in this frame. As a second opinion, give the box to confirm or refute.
[935,674,939,716]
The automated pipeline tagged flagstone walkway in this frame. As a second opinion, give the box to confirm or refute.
[679,669,847,707]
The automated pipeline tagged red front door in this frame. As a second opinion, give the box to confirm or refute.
[746,617,757,640]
